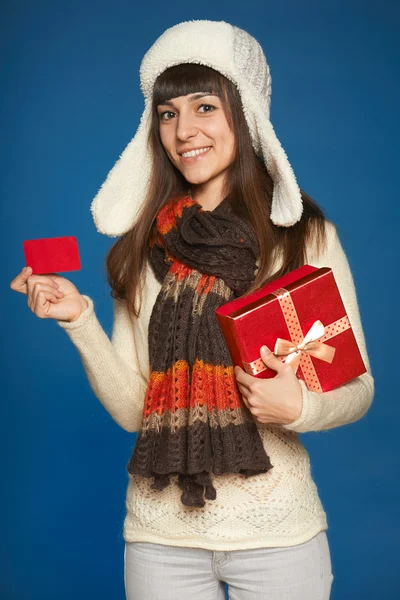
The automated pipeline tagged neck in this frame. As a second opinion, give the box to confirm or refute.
[190,173,227,212]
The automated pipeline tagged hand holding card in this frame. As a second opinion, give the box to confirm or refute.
[23,236,81,275]
[10,236,87,323]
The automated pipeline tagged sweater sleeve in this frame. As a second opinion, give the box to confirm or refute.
[55,295,148,433]
[282,221,375,433]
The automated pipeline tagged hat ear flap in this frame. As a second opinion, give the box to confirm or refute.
[250,97,303,227]
[90,100,153,237]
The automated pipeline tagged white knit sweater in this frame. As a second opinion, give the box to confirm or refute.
[56,220,374,550]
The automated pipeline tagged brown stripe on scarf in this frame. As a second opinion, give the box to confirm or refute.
[127,195,273,507]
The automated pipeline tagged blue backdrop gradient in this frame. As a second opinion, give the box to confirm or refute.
[2,1,399,598]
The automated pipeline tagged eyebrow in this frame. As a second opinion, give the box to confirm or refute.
[158,93,219,107]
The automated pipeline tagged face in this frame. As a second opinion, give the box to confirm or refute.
[157,92,236,194]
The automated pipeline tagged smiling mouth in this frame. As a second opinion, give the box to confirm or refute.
[180,147,212,162]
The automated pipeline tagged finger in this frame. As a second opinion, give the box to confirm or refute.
[236,384,258,413]
[259,346,287,375]
[31,283,64,306]
[26,275,61,299]
[40,273,61,283]
[26,273,61,288]
[236,383,250,408]
[234,365,257,390]
[10,266,33,295]
[31,288,62,318]
[240,395,250,410]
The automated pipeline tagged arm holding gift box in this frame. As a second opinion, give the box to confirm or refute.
[281,221,374,433]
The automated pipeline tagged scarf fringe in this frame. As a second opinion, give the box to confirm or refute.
[149,472,216,508]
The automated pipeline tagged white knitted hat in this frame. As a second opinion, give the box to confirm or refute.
[90,20,303,237]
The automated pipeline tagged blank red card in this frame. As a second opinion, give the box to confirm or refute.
[23,236,81,274]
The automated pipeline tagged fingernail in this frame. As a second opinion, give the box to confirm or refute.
[261,345,271,354]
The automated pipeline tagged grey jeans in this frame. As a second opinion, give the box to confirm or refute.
[124,530,334,599]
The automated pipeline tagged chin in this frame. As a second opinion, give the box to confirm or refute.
[184,176,211,185]
[180,170,218,186]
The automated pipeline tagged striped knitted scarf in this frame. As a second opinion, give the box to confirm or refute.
[127,194,273,507]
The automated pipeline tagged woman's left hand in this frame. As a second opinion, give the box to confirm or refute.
[234,346,303,425]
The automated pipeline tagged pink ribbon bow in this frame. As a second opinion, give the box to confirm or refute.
[273,320,336,373]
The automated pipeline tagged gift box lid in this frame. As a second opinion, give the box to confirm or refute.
[216,264,323,319]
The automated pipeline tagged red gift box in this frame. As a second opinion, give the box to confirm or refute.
[216,264,367,393]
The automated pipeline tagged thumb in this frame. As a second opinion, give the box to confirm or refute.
[10,266,32,295]
[260,345,286,374]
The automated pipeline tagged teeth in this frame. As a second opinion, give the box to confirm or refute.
[182,147,211,158]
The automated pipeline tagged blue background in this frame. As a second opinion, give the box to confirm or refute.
[2,1,399,598]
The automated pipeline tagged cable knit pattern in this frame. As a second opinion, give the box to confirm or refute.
[56,220,374,550]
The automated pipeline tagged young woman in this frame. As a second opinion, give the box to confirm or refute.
[11,20,374,600]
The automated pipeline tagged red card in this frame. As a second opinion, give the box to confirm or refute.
[23,236,81,274]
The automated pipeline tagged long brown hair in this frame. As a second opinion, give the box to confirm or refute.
[106,63,329,318]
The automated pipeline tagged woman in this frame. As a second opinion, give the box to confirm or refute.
[10,20,374,600]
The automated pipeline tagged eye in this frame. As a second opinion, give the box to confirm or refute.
[158,103,217,122]
[158,110,176,121]
[198,103,216,113]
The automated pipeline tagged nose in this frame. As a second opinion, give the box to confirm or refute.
[175,110,198,141]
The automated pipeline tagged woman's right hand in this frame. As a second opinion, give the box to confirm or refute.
[10,266,89,323]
